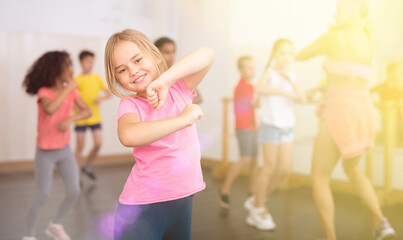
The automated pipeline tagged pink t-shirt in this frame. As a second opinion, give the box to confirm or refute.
[117,80,205,205]
[36,87,80,150]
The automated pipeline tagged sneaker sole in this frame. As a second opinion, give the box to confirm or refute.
[377,235,395,240]
[377,228,396,240]
[246,216,275,231]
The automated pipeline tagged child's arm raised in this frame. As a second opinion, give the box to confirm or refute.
[57,97,92,132]
[147,47,214,110]
[295,33,329,61]
[118,104,203,147]
[40,80,78,115]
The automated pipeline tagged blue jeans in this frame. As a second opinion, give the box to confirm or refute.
[114,195,193,240]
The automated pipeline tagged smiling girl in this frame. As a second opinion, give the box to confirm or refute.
[104,29,214,240]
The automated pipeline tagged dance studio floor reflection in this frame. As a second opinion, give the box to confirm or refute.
[1,163,402,240]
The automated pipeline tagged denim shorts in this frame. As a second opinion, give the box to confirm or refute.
[74,123,102,132]
[257,122,293,144]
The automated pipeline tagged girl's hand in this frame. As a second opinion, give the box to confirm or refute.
[57,119,72,132]
[146,79,169,110]
[179,104,204,126]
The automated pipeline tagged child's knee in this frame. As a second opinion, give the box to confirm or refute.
[35,190,50,206]
[342,160,361,179]
[67,188,80,201]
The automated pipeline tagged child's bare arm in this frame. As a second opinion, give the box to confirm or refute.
[40,80,77,115]
[57,96,92,132]
[118,104,203,147]
[295,34,328,61]
[165,47,214,92]
[255,70,288,96]
[146,47,214,110]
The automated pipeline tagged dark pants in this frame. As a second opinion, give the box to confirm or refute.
[114,195,193,240]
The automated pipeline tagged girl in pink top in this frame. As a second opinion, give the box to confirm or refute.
[104,29,214,240]
[22,51,91,240]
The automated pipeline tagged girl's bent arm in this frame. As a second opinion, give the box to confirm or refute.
[71,97,92,122]
[255,70,288,96]
[40,83,77,115]
[159,47,215,92]
[57,97,91,132]
[288,81,307,103]
[118,113,190,147]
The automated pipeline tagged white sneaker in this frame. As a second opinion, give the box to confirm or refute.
[45,222,71,240]
[246,206,276,230]
[22,237,37,240]
[374,218,395,240]
[244,196,273,220]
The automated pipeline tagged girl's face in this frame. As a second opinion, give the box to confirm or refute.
[159,43,176,68]
[113,40,158,97]
[274,43,294,69]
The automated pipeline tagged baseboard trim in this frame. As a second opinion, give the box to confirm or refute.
[0,154,134,174]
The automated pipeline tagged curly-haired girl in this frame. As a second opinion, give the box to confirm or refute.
[22,51,91,240]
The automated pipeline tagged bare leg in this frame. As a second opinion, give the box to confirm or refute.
[266,142,293,197]
[342,156,384,225]
[253,143,279,208]
[221,156,252,195]
[248,157,259,196]
[75,131,85,169]
[85,129,102,165]
[311,123,340,240]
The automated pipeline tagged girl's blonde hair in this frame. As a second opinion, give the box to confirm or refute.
[104,29,168,97]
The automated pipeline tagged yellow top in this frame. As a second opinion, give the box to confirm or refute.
[75,74,107,126]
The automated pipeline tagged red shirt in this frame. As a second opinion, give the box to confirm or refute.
[234,79,257,129]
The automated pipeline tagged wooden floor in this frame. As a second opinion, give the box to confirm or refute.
[0,163,402,240]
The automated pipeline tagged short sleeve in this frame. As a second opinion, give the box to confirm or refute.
[171,80,197,103]
[37,87,54,103]
[117,98,140,121]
